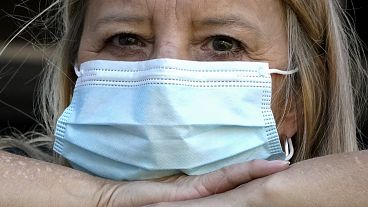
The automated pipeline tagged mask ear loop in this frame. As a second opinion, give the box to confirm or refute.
[74,64,81,77]
[284,137,294,161]
[268,68,299,75]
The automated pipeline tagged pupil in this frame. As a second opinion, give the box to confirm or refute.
[119,36,137,45]
[213,37,233,51]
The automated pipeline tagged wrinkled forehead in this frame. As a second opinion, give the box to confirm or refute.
[84,0,285,29]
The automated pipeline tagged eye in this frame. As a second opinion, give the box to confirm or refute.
[202,35,245,54]
[103,32,150,60]
[212,36,236,51]
[199,35,246,60]
[110,33,145,47]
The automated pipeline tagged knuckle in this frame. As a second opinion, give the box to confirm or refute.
[246,160,259,179]
[218,165,237,187]
[96,182,120,207]
[194,176,214,196]
[248,159,261,168]
[220,164,234,175]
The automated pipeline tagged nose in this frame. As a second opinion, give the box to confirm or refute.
[149,0,190,60]
[152,37,190,60]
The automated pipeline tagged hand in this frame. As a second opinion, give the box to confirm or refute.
[143,151,368,207]
[140,177,270,207]
[96,159,289,207]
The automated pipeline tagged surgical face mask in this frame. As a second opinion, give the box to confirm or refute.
[53,58,297,181]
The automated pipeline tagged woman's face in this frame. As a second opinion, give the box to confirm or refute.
[78,0,296,139]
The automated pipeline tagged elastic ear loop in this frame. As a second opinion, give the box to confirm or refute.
[268,68,299,75]
[267,68,297,161]
[284,137,294,161]
[74,65,81,77]
[267,67,297,161]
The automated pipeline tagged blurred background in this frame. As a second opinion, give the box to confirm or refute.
[0,1,367,148]
[0,0,57,134]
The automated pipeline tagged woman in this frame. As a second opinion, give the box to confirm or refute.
[1,0,367,206]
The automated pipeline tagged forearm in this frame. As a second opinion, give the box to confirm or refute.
[0,150,109,207]
[265,150,368,207]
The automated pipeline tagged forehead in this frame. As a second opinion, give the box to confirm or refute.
[85,0,285,26]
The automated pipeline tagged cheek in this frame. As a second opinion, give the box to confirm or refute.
[78,50,98,65]
[77,37,114,64]
[77,35,100,64]
[270,75,284,122]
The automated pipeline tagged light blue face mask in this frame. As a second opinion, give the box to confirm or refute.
[53,58,297,181]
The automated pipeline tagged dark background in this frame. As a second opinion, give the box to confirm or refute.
[0,0,57,133]
[0,1,367,148]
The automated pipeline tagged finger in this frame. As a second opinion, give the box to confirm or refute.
[102,160,289,206]
[143,178,267,207]
[101,180,184,207]
[175,159,289,199]
[142,192,235,207]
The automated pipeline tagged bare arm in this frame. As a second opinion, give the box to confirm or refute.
[264,150,368,207]
[146,150,368,207]
[0,150,109,207]
[0,150,288,207]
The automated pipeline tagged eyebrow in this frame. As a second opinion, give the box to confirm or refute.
[94,14,150,31]
[193,17,261,34]
[93,14,261,36]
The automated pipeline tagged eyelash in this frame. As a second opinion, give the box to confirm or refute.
[106,32,146,47]
[104,32,149,58]
[202,35,247,58]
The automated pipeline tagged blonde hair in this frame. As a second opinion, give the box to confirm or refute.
[1,0,367,163]
[279,0,367,161]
